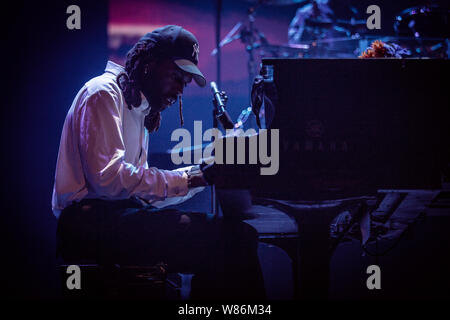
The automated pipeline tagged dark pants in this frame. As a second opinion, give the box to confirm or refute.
[56,198,265,299]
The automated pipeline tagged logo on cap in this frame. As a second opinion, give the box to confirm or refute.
[192,43,199,61]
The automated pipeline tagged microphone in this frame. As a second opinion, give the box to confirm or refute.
[210,81,225,113]
[210,82,234,129]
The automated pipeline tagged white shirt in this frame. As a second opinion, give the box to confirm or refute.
[288,2,334,44]
[52,61,193,218]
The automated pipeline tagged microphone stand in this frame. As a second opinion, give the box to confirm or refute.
[210,82,233,216]
[212,109,220,216]
[212,0,222,216]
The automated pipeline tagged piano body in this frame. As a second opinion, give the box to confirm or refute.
[211,58,450,298]
[212,58,450,200]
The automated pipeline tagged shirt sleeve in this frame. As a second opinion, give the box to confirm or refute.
[288,6,307,44]
[78,89,189,201]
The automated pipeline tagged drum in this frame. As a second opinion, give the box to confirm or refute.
[394,5,449,39]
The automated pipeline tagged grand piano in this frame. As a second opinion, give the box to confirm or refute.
[162,58,450,299]
[211,58,450,298]
[211,58,450,199]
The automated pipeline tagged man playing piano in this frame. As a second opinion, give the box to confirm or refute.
[52,25,264,299]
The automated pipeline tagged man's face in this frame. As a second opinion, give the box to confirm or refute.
[141,58,193,113]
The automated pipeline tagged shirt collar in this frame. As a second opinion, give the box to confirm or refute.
[105,60,125,76]
[105,61,151,116]
[136,93,151,116]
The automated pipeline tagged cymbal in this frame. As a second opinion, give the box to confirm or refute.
[394,5,449,38]
[304,18,334,28]
[335,19,367,26]
[261,43,310,50]
[245,0,310,6]
[305,18,367,29]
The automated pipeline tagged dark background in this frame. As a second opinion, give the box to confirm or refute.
[1,0,448,299]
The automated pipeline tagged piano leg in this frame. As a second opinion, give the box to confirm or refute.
[260,197,376,299]
[295,206,342,299]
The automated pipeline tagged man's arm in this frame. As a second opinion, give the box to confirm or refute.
[78,89,189,201]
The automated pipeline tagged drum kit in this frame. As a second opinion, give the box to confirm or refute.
[208,0,449,131]
[211,0,449,62]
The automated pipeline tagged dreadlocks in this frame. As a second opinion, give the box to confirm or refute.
[116,39,163,132]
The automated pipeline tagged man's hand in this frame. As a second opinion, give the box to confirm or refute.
[175,165,209,189]
[188,172,208,188]
[186,165,209,188]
